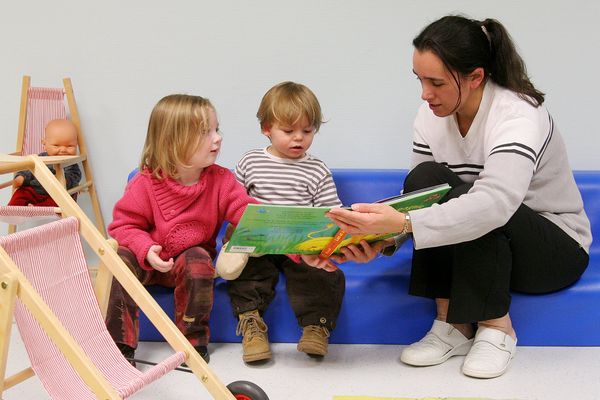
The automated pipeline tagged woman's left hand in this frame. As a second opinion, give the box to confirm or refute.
[329,239,389,264]
[326,203,405,235]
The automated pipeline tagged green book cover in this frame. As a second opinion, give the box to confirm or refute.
[226,183,451,255]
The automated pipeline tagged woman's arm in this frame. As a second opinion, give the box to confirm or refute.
[326,203,407,236]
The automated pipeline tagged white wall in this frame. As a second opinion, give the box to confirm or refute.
[1,0,598,218]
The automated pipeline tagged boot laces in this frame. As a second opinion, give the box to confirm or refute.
[236,313,268,337]
[305,325,330,338]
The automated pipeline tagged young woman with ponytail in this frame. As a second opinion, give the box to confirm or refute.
[327,15,591,379]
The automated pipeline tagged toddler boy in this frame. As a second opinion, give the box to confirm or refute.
[224,81,345,363]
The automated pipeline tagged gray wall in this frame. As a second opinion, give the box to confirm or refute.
[1,1,598,218]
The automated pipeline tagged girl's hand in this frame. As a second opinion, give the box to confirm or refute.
[222,223,236,244]
[146,245,174,273]
[326,203,405,235]
[300,254,339,272]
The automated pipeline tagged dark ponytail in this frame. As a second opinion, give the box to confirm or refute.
[413,15,544,107]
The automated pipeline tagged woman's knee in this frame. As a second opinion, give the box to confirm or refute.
[404,162,451,191]
[404,162,470,199]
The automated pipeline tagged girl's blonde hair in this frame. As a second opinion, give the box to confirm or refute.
[140,94,214,179]
[256,81,323,132]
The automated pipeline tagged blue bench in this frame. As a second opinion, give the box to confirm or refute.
[138,169,599,346]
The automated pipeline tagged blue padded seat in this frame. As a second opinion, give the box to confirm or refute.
[135,169,599,346]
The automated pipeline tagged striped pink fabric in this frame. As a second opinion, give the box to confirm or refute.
[0,217,186,399]
[0,206,59,225]
[0,205,57,217]
[22,87,67,155]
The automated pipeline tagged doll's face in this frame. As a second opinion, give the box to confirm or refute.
[43,120,78,156]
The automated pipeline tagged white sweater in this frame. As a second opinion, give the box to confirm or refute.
[410,82,592,253]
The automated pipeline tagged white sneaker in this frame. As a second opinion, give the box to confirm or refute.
[462,327,517,379]
[400,320,473,366]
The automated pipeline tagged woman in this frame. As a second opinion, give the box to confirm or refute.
[327,15,591,379]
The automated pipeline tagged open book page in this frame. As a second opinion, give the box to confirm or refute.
[226,183,451,255]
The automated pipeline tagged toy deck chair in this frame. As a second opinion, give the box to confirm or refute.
[0,156,269,399]
[0,76,105,237]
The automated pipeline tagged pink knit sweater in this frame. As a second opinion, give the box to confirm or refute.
[108,165,258,270]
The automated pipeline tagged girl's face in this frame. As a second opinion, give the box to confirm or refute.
[412,49,472,118]
[186,108,222,171]
[262,117,315,160]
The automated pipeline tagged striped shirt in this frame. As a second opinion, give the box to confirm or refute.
[235,147,342,207]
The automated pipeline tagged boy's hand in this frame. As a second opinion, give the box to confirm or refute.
[300,254,339,272]
[146,245,174,272]
[12,176,25,189]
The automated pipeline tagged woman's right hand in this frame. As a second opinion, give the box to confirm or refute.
[329,239,390,264]
[146,245,174,272]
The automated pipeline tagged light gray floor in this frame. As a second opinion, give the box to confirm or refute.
[4,325,600,400]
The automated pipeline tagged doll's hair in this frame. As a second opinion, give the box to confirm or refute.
[257,81,324,132]
[140,94,214,179]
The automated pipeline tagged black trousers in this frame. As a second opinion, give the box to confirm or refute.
[227,255,345,330]
[405,162,589,323]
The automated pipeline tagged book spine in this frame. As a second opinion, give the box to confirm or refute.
[319,229,347,258]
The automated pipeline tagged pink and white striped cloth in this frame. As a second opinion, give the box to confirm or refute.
[22,87,67,155]
[0,217,186,399]
[0,205,59,225]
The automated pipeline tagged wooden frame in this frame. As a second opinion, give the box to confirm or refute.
[5,76,106,239]
[0,155,236,399]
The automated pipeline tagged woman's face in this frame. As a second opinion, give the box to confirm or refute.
[413,49,466,117]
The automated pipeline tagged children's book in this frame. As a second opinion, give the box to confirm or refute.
[226,183,451,255]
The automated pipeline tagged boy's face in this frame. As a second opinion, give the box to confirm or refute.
[262,117,315,160]
[43,120,78,156]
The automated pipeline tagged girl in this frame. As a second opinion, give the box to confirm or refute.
[327,15,591,379]
[105,94,258,364]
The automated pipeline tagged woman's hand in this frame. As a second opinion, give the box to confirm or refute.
[326,203,405,235]
[146,245,174,273]
[329,239,391,264]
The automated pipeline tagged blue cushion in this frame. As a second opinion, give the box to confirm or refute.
[136,169,599,345]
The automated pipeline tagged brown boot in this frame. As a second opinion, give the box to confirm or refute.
[236,310,272,362]
[297,325,330,356]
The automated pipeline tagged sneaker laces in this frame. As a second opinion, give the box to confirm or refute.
[236,313,268,338]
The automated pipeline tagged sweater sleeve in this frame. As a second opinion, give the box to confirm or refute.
[411,151,534,249]
[108,176,157,269]
[313,170,342,207]
[64,164,82,190]
[221,170,259,225]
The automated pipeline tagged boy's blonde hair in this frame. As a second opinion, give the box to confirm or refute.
[256,81,323,132]
[140,94,214,179]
